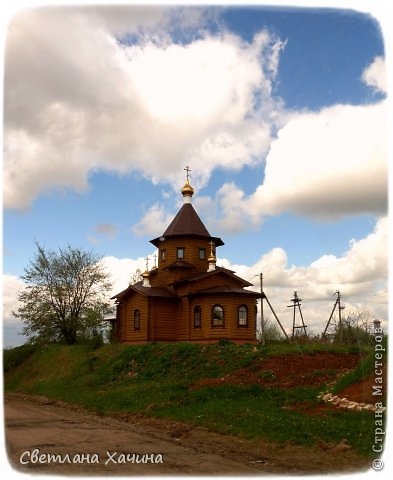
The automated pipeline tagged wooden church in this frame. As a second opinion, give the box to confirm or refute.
[111,168,261,343]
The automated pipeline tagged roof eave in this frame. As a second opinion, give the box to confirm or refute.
[174,266,252,287]
[150,234,224,248]
[187,289,261,298]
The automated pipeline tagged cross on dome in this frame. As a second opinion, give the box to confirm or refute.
[184,165,191,182]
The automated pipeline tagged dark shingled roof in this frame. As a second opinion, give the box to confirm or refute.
[164,203,210,237]
[174,266,253,287]
[150,203,224,247]
[187,286,261,298]
[163,260,195,270]
[111,282,177,301]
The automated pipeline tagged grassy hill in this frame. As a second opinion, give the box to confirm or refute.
[4,341,378,457]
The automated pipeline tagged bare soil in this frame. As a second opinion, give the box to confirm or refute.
[338,363,387,404]
[5,392,370,475]
[191,352,386,418]
[192,352,362,390]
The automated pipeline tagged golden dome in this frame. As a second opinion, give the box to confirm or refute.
[208,240,216,263]
[208,252,216,262]
[142,270,150,278]
[181,179,194,197]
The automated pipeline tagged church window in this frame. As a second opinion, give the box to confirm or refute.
[194,305,201,328]
[134,309,141,330]
[161,249,166,261]
[177,247,185,259]
[199,248,205,260]
[211,305,224,328]
[238,305,248,327]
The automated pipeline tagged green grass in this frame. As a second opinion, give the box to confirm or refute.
[331,336,387,395]
[4,341,376,458]
[152,384,374,454]
[3,344,38,373]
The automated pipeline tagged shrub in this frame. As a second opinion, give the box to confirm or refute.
[3,344,38,373]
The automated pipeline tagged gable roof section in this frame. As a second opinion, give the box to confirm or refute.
[111,282,177,301]
[174,266,254,288]
[163,260,195,270]
[150,203,224,247]
[187,286,261,298]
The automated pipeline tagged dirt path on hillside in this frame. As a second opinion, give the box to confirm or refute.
[4,392,369,475]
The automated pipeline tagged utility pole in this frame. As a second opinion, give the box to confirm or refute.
[255,273,290,343]
[287,291,308,339]
[322,291,345,341]
[258,273,265,345]
[264,295,290,342]
[337,291,345,344]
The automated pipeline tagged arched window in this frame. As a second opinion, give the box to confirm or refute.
[134,309,141,331]
[211,305,224,328]
[194,305,201,328]
[238,305,248,327]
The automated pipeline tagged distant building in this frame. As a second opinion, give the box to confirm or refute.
[373,319,383,334]
[111,169,261,343]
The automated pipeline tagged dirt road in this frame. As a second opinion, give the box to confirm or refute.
[4,393,368,475]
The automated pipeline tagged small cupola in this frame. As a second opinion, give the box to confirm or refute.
[207,241,217,272]
[151,253,158,272]
[142,270,150,287]
[142,256,151,287]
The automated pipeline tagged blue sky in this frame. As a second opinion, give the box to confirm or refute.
[3,3,388,346]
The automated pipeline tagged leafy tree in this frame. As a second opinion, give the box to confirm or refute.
[13,243,113,345]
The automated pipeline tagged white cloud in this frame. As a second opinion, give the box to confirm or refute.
[2,275,26,326]
[96,223,118,238]
[251,101,387,219]
[201,100,387,229]
[132,203,176,237]
[4,7,285,210]
[361,56,387,94]
[101,252,162,295]
[217,216,388,334]
[101,256,149,296]
[216,183,249,232]
[88,224,118,244]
